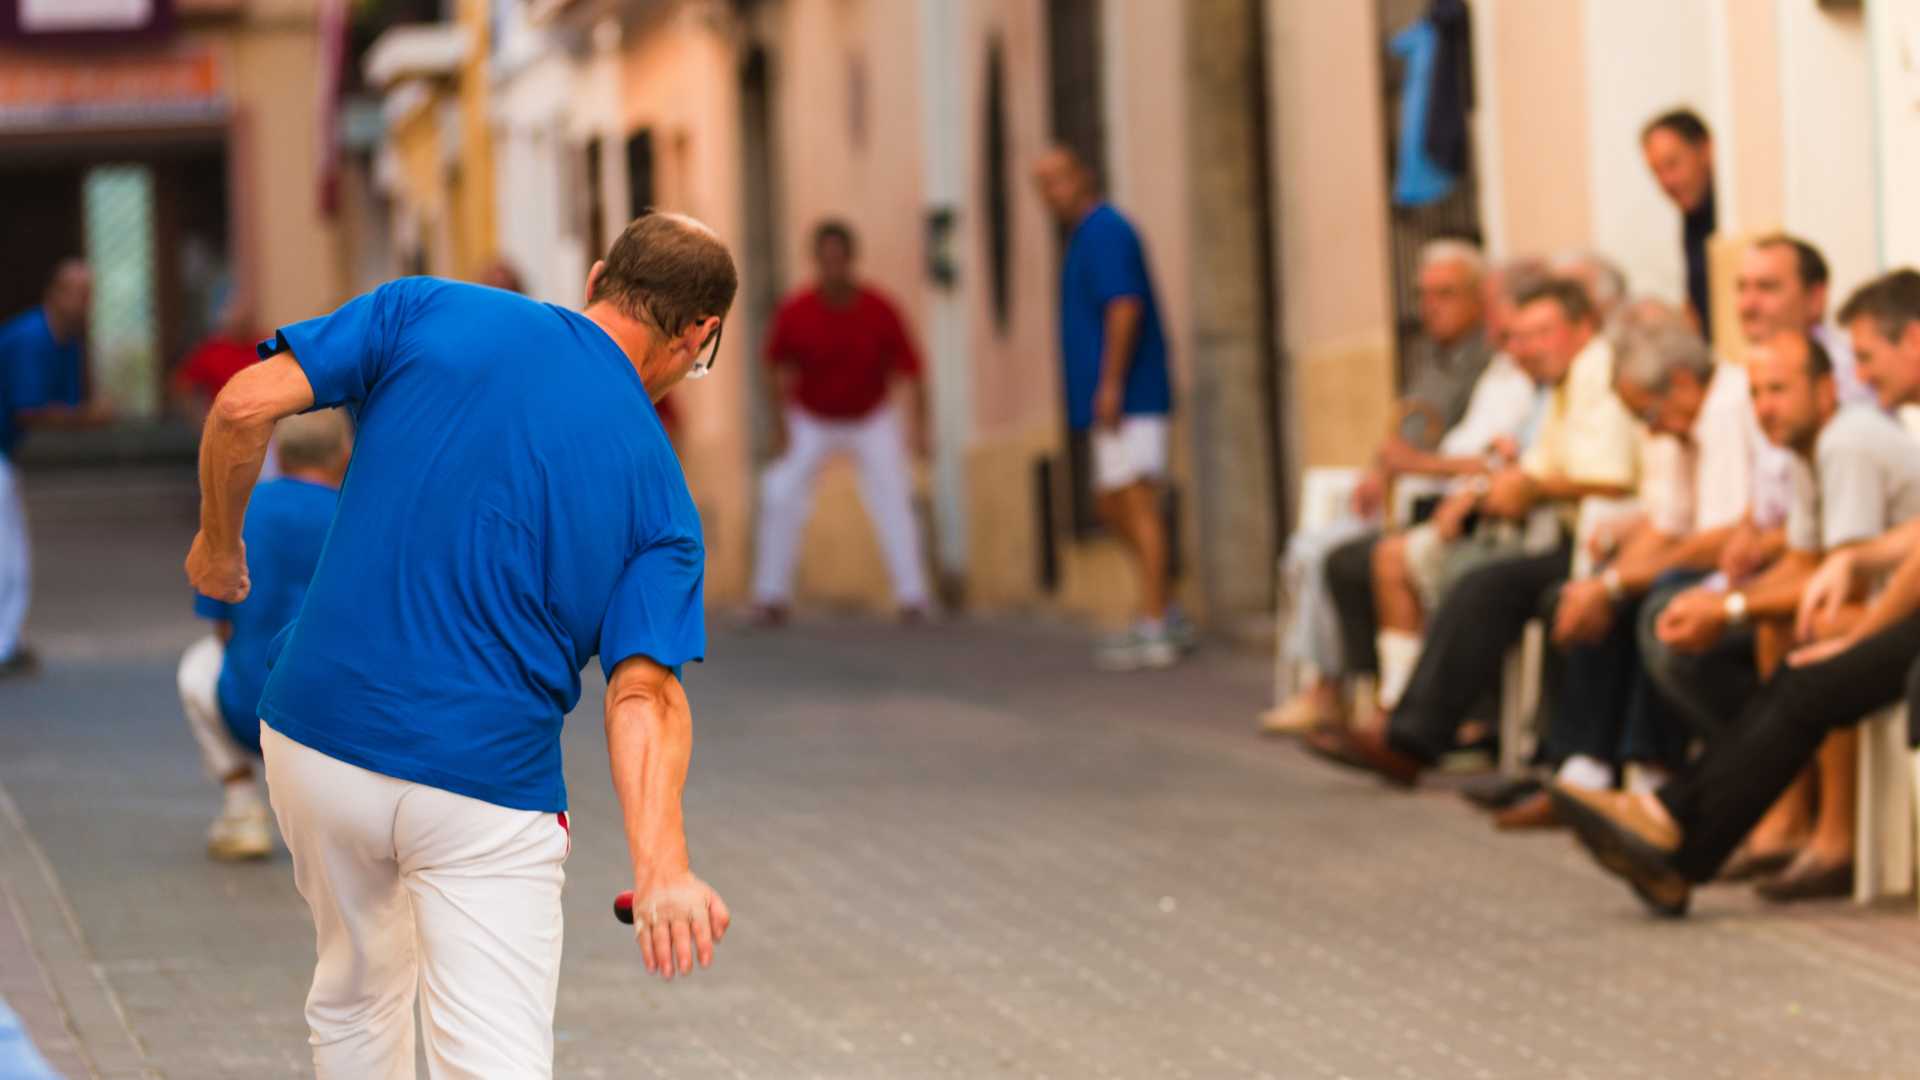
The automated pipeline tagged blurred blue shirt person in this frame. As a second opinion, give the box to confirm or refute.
[179,411,349,861]
[0,260,99,678]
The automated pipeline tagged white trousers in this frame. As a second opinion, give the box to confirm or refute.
[750,405,930,607]
[262,723,569,1080]
[178,635,251,779]
[0,459,28,661]
[1281,516,1374,677]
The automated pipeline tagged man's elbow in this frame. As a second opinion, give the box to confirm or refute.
[210,380,280,433]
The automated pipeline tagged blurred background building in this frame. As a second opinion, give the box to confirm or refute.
[9,0,1920,633]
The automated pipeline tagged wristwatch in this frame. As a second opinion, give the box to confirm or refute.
[1723,590,1749,626]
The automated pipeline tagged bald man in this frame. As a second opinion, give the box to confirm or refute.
[1033,146,1182,670]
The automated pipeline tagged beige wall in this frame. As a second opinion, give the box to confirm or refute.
[1267,0,1395,472]
[619,10,753,602]
[1872,0,1920,269]
[1484,0,1592,258]
[1779,0,1877,306]
[1723,0,1786,233]
[220,22,348,325]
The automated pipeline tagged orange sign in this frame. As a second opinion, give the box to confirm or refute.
[0,49,225,129]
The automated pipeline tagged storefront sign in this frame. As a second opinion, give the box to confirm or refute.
[0,48,225,130]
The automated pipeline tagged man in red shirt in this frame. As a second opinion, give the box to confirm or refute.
[172,295,258,420]
[750,221,931,624]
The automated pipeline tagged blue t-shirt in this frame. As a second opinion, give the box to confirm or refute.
[256,278,706,812]
[1058,203,1172,432]
[0,308,83,458]
[194,478,339,754]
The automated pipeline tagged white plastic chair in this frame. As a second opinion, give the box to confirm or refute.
[1498,619,1545,776]
[1271,467,1363,709]
[1854,705,1914,903]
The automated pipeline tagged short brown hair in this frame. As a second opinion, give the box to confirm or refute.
[1752,233,1829,291]
[1516,278,1597,327]
[1641,108,1710,147]
[1839,269,1920,343]
[589,210,738,337]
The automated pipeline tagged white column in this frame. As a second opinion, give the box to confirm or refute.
[914,0,972,579]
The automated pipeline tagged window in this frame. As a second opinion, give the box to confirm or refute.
[626,129,655,217]
[982,37,1012,335]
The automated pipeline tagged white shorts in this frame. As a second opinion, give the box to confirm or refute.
[1091,415,1170,493]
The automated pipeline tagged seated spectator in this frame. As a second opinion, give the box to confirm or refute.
[1266,240,1506,733]
[178,411,350,859]
[1492,302,1759,829]
[1630,235,1882,895]
[1312,278,1639,784]
[1552,276,1920,915]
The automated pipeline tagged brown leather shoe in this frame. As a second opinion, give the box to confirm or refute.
[1755,855,1853,903]
[1547,783,1691,917]
[1342,727,1424,788]
[1717,847,1797,884]
[1493,790,1563,830]
[1301,725,1371,773]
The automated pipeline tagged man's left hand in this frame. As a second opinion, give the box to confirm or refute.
[1654,587,1727,654]
[1479,468,1536,519]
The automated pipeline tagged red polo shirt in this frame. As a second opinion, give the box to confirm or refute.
[173,334,259,400]
[765,286,921,419]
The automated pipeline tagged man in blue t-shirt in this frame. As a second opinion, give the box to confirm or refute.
[185,212,737,1077]
[1032,146,1181,671]
[179,410,348,861]
[0,259,109,678]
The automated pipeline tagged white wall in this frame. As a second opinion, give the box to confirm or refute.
[1871,0,1920,269]
[1581,0,1716,305]
[1780,0,1877,303]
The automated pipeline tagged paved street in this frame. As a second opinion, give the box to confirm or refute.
[7,467,1920,1078]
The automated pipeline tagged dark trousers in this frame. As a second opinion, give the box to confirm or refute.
[1658,610,1920,882]
[1327,534,1381,676]
[1541,569,1717,771]
[1387,543,1572,763]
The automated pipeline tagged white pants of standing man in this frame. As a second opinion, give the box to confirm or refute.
[0,459,29,662]
[262,722,569,1079]
[751,404,931,609]
[177,635,251,779]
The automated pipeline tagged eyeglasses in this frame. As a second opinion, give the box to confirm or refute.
[685,320,723,380]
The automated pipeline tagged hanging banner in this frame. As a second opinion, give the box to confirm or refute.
[0,48,224,130]
[0,0,175,41]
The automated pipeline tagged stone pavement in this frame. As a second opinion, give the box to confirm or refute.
[5,466,1920,1079]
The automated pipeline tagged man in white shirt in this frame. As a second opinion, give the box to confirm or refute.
[1492,303,1761,828]
[1553,295,1920,915]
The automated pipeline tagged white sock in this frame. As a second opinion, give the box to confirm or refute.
[1625,763,1672,795]
[223,777,264,816]
[1556,754,1616,792]
[1375,630,1422,709]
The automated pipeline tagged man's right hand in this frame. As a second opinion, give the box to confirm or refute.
[186,532,250,603]
[1795,548,1858,644]
[1350,468,1387,518]
[1719,522,1767,582]
[631,867,731,980]
[1553,578,1615,647]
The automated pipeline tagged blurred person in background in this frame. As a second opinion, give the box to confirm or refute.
[1554,309,1920,914]
[748,220,931,626]
[1316,279,1639,785]
[478,257,528,295]
[1033,145,1185,671]
[1492,302,1761,830]
[1641,108,1717,337]
[1265,240,1507,734]
[173,292,284,483]
[179,410,350,860]
[0,258,112,679]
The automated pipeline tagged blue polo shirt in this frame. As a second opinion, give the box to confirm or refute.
[1058,203,1172,431]
[256,278,706,812]
[194,478,338,753]
[0,308,83,459]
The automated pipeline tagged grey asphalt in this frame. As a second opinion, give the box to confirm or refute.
[5,466,1920,1079]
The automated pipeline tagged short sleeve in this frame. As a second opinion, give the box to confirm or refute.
[1817,427,1894,549]
[1785,458,1820,552]
[1085,219,1151,307]
[876,296,922,377]
[597,533,707,680]
[194,593,234,622]
[262,281,412,410]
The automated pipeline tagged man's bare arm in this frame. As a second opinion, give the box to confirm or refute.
[605,656,729,981]
[1611,523,1736,595]
[185,354,315,602]
[1737,548,1821,620]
